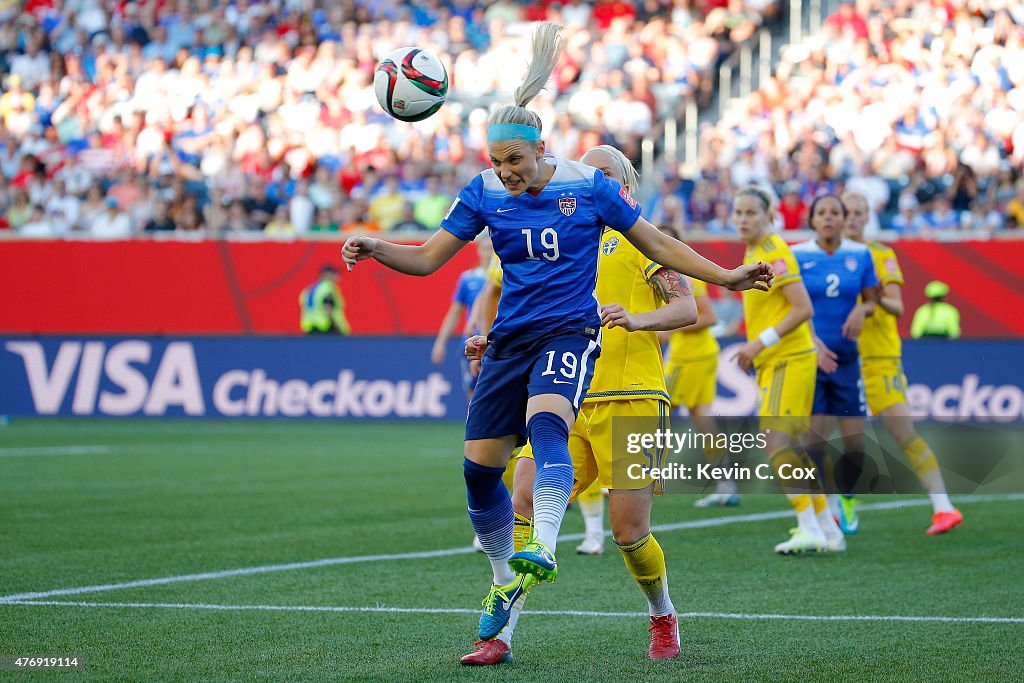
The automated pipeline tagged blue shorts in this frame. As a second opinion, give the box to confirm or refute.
[465,326,602,445]
[813,356,867,417]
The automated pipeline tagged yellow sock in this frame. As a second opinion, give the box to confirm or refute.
[902,436,939,477]
[513,512,532,552]
[616,533,674,616]
[769,446,817,510]
[901,436,953,511]
[811,494,828,515]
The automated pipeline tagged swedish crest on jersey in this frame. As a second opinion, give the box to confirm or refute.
[602,235,620,255]
[558,193,577,216]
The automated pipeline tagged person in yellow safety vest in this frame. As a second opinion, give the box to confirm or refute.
[300,264,351,335]
[910,281,960,339]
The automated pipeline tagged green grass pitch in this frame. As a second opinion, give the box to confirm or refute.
[1,420,1022,681]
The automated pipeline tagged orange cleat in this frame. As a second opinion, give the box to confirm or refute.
[460,639,512,666]
[926,509,963,536]
[648,613,681,660]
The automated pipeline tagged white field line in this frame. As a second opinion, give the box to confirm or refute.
[1,493,1021,604]
[4,600,1023,625]
[0,445,111,457]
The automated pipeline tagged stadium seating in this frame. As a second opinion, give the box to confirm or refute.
[677,0,1024,235]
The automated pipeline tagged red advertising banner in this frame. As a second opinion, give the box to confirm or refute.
[2,239,1022,337]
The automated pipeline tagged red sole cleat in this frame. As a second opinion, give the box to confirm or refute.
[461,639,512,666]
[926,509,963,536]
[648,614,681,660]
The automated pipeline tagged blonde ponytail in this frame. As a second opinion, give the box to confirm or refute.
[488,22,564,134]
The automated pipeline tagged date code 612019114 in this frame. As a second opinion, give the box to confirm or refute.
[1,655,82,669]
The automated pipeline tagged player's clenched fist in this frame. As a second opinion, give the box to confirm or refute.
[464,335,488,362]
[341,236,379,270]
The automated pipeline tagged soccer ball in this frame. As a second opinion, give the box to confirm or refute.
[374,47,449,123]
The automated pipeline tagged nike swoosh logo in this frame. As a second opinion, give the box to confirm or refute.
[496,208,517,213]
[552,379,573,385]
[803,262,816,268]
[543,462,572,469]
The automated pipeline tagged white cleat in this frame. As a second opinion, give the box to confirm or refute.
[576,534,605,555]
[774,528,826,555]
[694,492,741,508]
[472,534,484,552]
[823,527,847,552]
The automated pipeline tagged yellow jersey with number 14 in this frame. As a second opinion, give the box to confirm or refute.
[742,233,814,368]
[858,240,904,359]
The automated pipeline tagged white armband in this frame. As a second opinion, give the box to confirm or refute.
[758,327,781,348]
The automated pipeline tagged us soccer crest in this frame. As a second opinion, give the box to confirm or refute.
[845,256,858,272]
[559,195,577,216]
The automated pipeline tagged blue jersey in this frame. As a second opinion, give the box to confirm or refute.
[441,156,641,345]
[793,238,878,363]
[453,267,486,335]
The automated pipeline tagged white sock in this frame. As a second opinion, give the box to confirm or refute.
[929,492,955,513]
[579,498,604,538]
[491,560,515,587]
[647,569,675,617]
[796,506,822,536]
[827,494,841,519]
[496,592,527,645]
[715,479,738,495]
[817,508,842,538]
[535,520,560,552]
[917,466,954,512]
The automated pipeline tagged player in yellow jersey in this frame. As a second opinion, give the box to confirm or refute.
[842,192,963,535]
[659,269,737,508]
[461,145,697,664]
[732,186,845,554]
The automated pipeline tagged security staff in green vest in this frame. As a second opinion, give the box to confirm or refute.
[911,281,960,339]
[300,264,351,335]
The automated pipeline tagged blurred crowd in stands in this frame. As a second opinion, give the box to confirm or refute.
[679,0,1024,235]
[0,0,1020,239]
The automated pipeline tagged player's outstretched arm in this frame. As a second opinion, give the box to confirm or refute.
[601,269,697,331]
[622,217,773,291]
[342,229,468,276]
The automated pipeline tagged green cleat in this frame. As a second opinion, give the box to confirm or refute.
[508,538,558,583]
[838,496,860,534]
